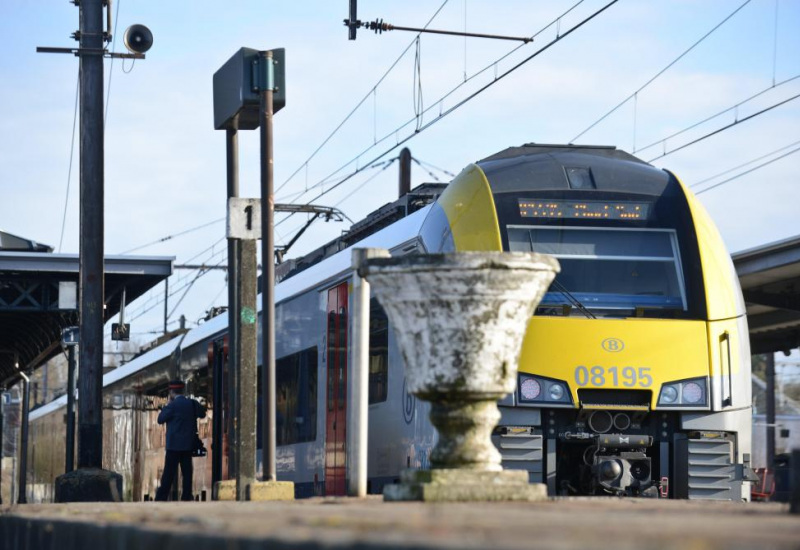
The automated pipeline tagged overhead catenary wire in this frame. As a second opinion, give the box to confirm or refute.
[414,157,456,178]
[694,144,800,195]
[290,0,590,205]
[635,74,800,155]
[119,218,225,254]
[288,0,616,212]
[104,0,122,124]
[646,92,800,163]
[275,0,451,196]
[334,157,398,207]
[570,0,754,143]
[57,75,80,253]
[411,157,451,182]
[126,240,227,321]
[690,138,800,188]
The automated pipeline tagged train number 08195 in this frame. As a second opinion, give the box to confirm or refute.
[574,365,653,388]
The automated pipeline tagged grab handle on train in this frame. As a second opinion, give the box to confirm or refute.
[720,331,733,407]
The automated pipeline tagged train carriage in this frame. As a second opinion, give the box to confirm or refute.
[26,144,752,501]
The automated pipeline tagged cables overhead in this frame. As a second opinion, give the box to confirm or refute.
[57,75,80,253]
[635,74,800,156]
[570,0,754,144]
[646,92,800,163]
[288,0,616,212]
[412,156,456,182]
[694,143,800,195]
[119,217,224,255]
[690,138,800,189]
[276,0,451,197]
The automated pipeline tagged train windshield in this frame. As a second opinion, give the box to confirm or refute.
[508,226,687,316]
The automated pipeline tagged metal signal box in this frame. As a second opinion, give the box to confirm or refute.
[213,47,285,130]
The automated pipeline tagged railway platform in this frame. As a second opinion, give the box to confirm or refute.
[1,497,798,550]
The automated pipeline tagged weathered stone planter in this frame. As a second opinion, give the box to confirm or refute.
[361,251,559,501]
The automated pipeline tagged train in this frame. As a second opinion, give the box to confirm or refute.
[26,143,753,502]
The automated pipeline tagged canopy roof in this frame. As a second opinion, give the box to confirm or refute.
[733,234,800,355]
[0,233,172,385]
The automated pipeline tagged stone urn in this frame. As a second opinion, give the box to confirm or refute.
[361,251,559,501]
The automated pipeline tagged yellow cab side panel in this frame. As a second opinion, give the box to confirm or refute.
[672,172,750,411]
[437,164,503,251]
[671,171,745,321]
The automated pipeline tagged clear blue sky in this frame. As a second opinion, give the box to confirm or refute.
[1,0,799,345]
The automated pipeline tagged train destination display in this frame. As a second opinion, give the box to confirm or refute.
[518,199,651,220]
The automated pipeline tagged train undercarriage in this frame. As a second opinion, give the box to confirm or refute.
[495,406,752,500]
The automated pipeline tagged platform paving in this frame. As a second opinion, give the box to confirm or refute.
[1,497,798,550]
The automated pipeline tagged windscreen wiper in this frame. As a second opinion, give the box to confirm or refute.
[550,279,596,319]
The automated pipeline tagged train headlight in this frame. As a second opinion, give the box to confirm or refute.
[548,384,565,401]
[520,377,541,401]
[518,374,571,405]
[657,377,708,407]
[661,385,678,404]
[682,382,703,404]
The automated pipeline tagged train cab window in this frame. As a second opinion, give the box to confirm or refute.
[276,346,318,446]
[369,298,389,404]
[508,226,687,316]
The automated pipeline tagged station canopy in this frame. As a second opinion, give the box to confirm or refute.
[0,230,172,386]
[733,234,800,355]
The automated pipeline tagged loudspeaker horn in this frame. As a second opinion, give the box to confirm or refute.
[123,24,153,54]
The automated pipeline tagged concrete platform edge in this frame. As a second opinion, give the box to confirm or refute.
[0,514,425,550]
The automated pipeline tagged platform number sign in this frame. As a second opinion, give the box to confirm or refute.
[227,198,262,240]
[62,326,79,346]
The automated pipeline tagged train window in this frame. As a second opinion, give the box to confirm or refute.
[276,346,318,446]
[508,226,687,314]
[369,298,389,404]
[419,202,455,253]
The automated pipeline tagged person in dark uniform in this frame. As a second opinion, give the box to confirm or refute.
[155,380,206,501]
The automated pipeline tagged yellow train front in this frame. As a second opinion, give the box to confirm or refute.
[419,144,753,500]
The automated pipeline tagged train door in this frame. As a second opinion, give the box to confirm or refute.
[208,336,230,488]
[325,283,348,495]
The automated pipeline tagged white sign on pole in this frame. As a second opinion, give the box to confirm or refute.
[227,198,262,240]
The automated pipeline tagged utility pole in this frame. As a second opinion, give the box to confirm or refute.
[44,0,153,503]
[76,0,106,475]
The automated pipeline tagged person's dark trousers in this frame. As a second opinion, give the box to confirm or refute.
[155,450,194,501]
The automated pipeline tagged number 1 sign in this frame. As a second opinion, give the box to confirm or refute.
[227,198,262,240]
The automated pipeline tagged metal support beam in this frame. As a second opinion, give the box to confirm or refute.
[65,345,76,473]
[17,372,30,504]
[259,50,277,483]
[226,128,240,483]
[766,352,776,469]
[77,0,106,471]
[743,290,800,312]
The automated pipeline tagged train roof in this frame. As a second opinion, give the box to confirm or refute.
[476,143,672,197]
[29,204,433,422]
